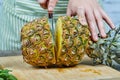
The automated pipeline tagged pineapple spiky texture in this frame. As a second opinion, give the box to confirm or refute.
[21,18,56,66]
[21,16,90,67]
[55,17,90,66]
[21,16,120,68]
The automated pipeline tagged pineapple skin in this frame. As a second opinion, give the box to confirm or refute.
[21,18,56,67]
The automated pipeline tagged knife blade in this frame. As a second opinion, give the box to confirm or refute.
[48,12,55,40]
[48,12,54,30]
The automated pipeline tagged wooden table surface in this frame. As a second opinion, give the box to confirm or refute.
[0,55,120,80]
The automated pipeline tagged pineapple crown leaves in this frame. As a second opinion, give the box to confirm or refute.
[89,26,120,67]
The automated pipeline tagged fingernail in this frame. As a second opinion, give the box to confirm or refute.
[92,34,98,41]
[80,19,87,26]
[94,36,98,42]
[48,6,53,11]
[37,0,45,3]
[102,33,107,38]
[112,25,116,29]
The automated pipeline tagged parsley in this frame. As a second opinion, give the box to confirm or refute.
[0,69,17,80]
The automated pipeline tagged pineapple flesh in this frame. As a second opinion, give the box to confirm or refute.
[21,16,90,67]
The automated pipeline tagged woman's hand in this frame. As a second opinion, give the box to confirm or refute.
[67,0,115,41]
[37,0,58,12]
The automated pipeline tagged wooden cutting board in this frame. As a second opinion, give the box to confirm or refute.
[0,55,120,80]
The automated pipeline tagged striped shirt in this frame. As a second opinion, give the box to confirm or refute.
[0,0,101,56]
[0,0,68,52]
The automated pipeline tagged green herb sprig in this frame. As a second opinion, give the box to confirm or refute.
[0,67,17,80]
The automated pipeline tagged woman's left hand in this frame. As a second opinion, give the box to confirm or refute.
[67,0,115,41]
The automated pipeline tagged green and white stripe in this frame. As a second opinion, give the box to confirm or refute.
[0,0,68,51]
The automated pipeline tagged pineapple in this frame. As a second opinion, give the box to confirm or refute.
[21,18,56,67]
[21,16,90,67]
[55,17,90,66]
[21,16,120,68]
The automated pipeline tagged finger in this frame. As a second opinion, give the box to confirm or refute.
[66,7,72,16]
[37,0,47,4]
[85,8,98,41]
[48,0,58,12]
[77,7,87,26]
[38,0,48,9]
[100,9,115,29]
[94,9,107,38]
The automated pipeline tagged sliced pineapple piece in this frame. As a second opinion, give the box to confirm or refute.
[55,16,90,66]
[21,18,56,67]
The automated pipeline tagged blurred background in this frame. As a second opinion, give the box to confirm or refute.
[0,0,1,12]
[101,0,120,70]
[102,0,120,28]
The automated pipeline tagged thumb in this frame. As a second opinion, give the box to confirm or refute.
[66,7,72,16]
[48,0,58,12]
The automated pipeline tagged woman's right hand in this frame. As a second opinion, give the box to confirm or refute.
[37,0,58,12]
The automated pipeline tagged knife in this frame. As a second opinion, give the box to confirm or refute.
[48,12,55,40]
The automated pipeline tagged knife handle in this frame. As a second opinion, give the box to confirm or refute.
[48,12,53,18]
